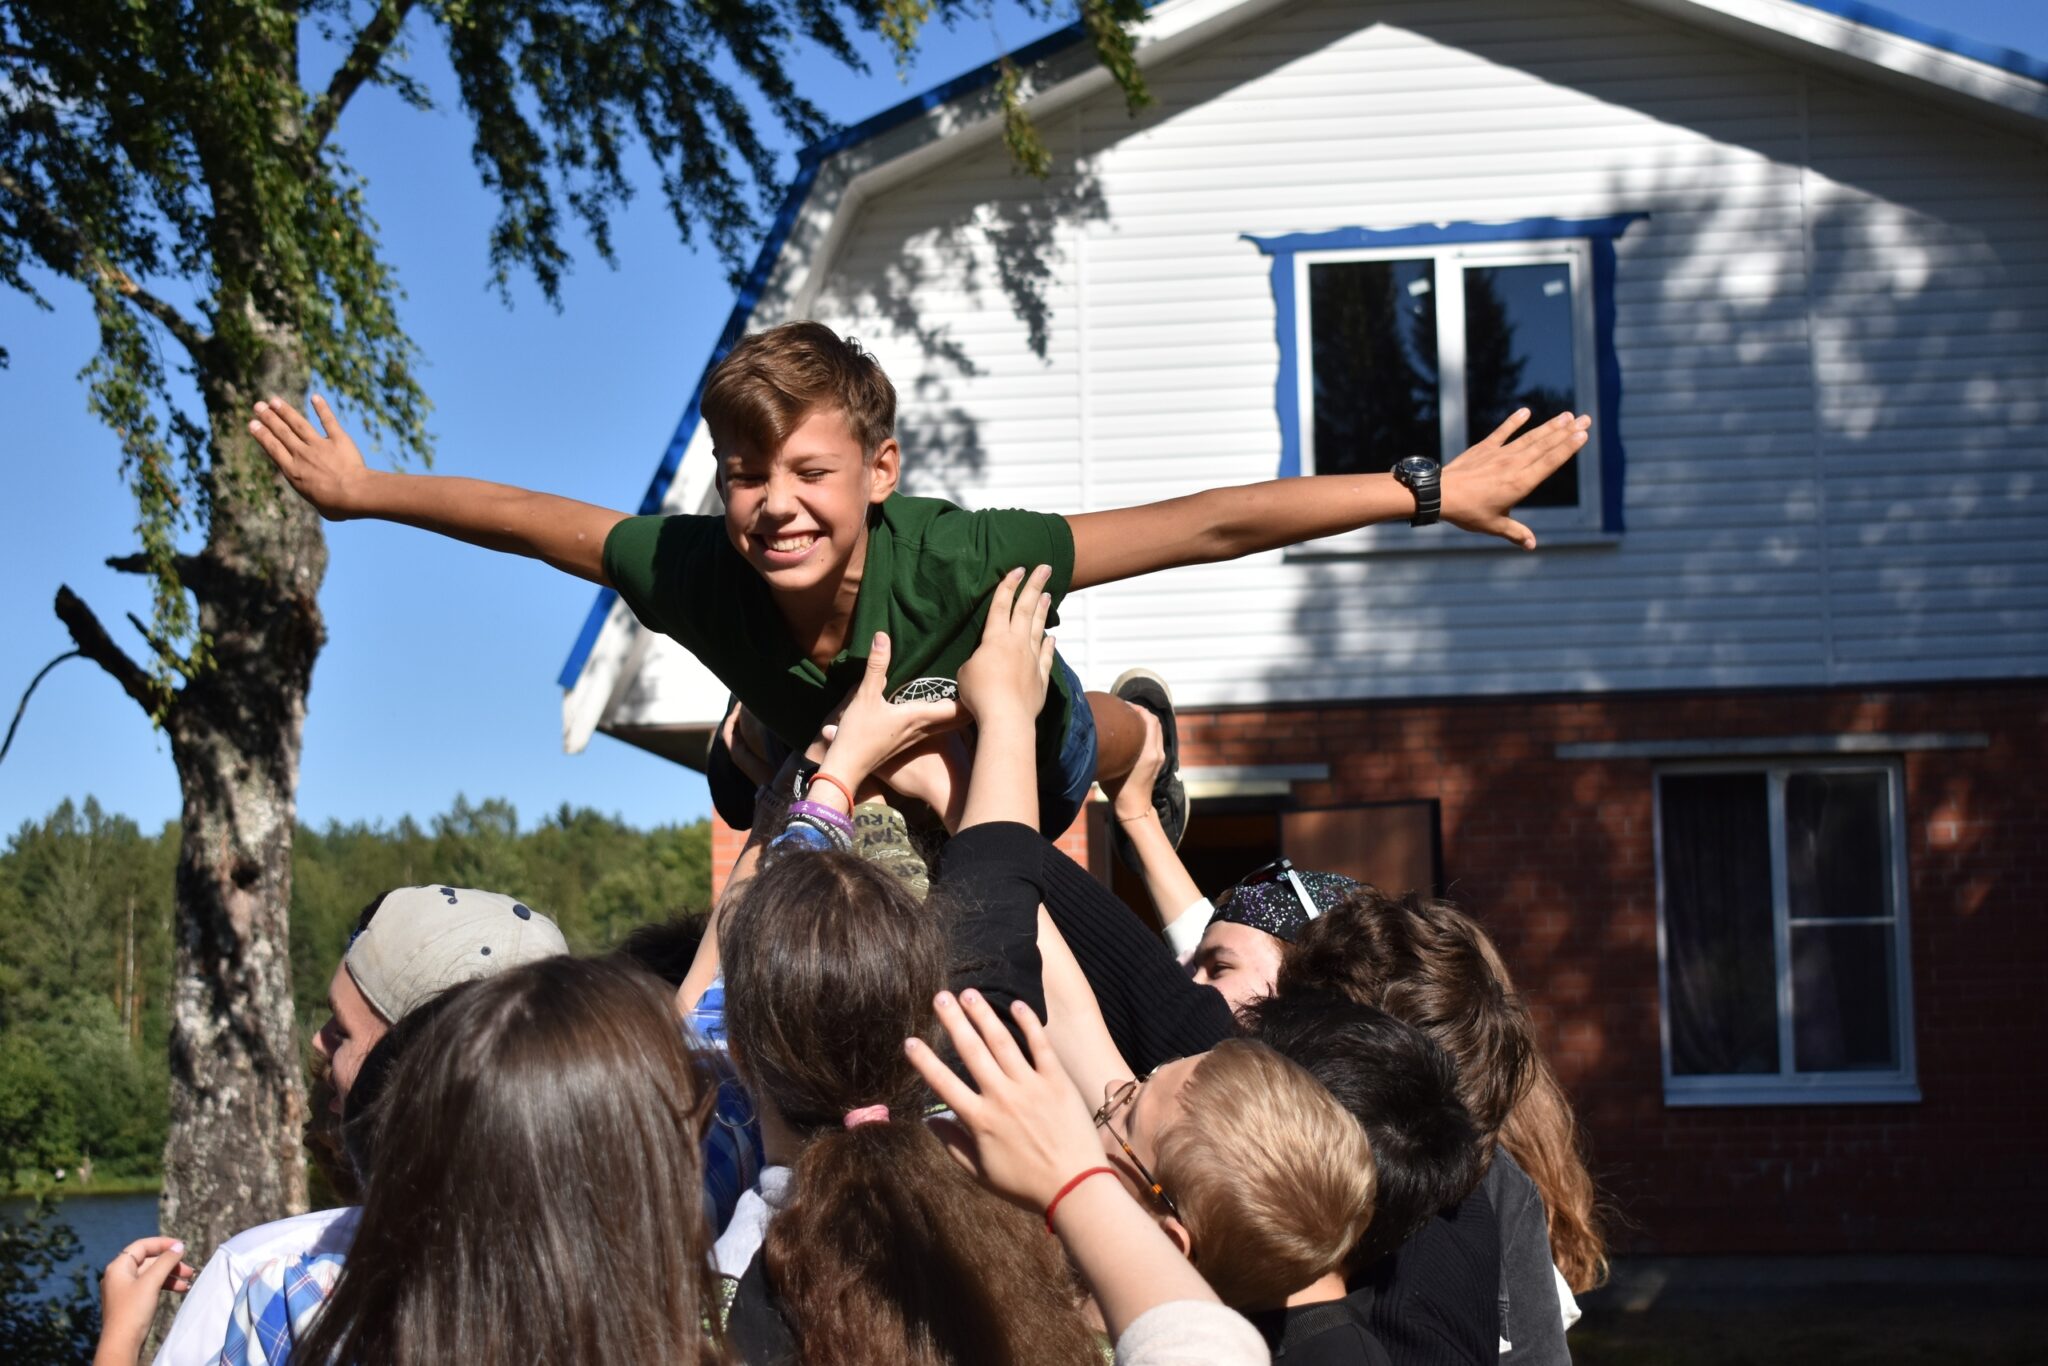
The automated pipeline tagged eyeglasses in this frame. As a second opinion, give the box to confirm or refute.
[1219,856,1320,924]
[1094,1074,1180,1219]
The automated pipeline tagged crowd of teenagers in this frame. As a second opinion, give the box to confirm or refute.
[95,323,1607,1366]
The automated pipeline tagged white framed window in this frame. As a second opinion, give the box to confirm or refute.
[1294,237,1604,539]
[1653,760,1919,1106]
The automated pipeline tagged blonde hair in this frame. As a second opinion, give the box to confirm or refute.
[1153,1040,1376,1310]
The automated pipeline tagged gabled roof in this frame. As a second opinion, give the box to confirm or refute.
[557,0,2048,752]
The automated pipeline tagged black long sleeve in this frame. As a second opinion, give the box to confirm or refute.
[1038,843,1237,1072]
[935,820,1049,1022]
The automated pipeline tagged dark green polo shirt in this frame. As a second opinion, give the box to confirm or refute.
[602,494,1078,772]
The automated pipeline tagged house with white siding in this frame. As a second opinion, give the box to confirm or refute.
[561,0,2048,1255]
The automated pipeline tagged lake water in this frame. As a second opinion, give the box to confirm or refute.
[1,1190,159,1303]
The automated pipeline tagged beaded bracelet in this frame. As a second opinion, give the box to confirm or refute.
[769,823,838,855]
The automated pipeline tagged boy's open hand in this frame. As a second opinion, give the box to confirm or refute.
[817,632,966,792]
[1439,408,1592,549]
[247,395,368,519]
[957,566,1056,727]
[908,989,1108,1215]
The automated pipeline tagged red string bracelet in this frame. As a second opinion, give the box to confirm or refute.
[809,772,857,811]
[1044,1166,1118,1235]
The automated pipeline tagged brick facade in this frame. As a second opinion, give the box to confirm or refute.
[705,681,2047,1255]
[1176,681,2048,1256]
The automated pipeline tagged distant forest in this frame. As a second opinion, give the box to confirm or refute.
[0,797,711,1189]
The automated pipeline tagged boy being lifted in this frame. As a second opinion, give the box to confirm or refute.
[249,322,1587,838]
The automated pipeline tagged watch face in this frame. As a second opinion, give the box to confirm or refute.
[1394,455,1437,479]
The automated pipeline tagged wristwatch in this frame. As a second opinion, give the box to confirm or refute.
[1391,455,1442,528]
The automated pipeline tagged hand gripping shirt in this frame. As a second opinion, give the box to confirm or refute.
[603,494,1078,775]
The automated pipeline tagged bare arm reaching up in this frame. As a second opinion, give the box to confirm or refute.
[248,396,626,585]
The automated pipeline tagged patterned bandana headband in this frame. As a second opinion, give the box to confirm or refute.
[1210,861,1362,944]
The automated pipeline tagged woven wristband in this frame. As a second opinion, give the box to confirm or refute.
[1044,1166,1118,1235]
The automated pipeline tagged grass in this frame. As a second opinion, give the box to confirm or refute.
[4,1173,161,1199]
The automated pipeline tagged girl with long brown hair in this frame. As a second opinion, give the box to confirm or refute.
[712,567,1101,1366]
[289,955,726,1366]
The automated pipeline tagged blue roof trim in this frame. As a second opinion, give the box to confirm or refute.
[1245,214,1651,258]
[559,19,1097,690]
[1788,0,2048,86]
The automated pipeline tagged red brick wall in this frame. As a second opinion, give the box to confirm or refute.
[701,682,2046,1255]
[1174,681,2048,1256]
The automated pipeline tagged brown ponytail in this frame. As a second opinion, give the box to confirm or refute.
[723,851,1099,1366]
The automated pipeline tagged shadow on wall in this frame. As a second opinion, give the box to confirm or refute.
[1254,2,2047,1253]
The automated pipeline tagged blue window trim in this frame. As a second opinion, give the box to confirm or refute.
[1245,214,1646,535]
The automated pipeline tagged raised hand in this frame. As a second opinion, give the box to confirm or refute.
[956,565,1056,727]
[816,631,966,796]
[247,395,369,519]
[907,988,1109,1215]
[94,1236,195,1366]
[1439,408,1592,549]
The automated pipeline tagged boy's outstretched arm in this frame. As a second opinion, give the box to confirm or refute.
[1066,406,1590,591]
[248,396,626,585]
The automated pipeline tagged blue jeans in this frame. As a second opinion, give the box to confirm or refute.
[705,656,1097,837]
[1038,653,1098,836]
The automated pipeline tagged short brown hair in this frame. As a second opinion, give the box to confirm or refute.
[1279,889,1534,1146]
[1153,1040,1376,1310]
[703,321,896,459]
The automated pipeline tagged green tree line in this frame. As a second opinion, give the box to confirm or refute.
[0,797,709,1190]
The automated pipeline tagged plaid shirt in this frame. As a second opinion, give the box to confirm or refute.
[216,1248,346,1366]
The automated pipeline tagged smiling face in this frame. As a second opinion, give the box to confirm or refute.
[1191,921,1288,1017]
[312,961,391,1115]
[717,407,900,599]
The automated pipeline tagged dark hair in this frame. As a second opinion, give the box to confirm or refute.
[609,910,711,988]
[704,321,896,459]
[721,851,1097,1366]
[1246,989,1483,1268]
[1467,937,1610,1293]
[1278,888,1534,1148]
[338,986,461,1185]
[294,957,723,1366]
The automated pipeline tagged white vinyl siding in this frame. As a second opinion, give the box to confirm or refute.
[597,0,2048,732]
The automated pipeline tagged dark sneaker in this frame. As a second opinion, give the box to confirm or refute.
[1110,668,1189,860]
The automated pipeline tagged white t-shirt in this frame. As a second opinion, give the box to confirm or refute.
[1116,1300,1270,1366]
[152,1207,360,1366]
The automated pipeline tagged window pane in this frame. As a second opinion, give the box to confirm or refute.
[1463,262,1578,507]
[1792,923,1898,1071]
[1659,773,1780,1075]
[1308,259,1439,474]
[1786,771,1892,922]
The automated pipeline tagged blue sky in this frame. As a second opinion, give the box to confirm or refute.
[3,0,2044,838]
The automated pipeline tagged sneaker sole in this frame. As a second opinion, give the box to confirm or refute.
[1110,667,1189,852]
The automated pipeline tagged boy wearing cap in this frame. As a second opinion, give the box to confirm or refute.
[247,323,1588,841]
[152,887,569,1366]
